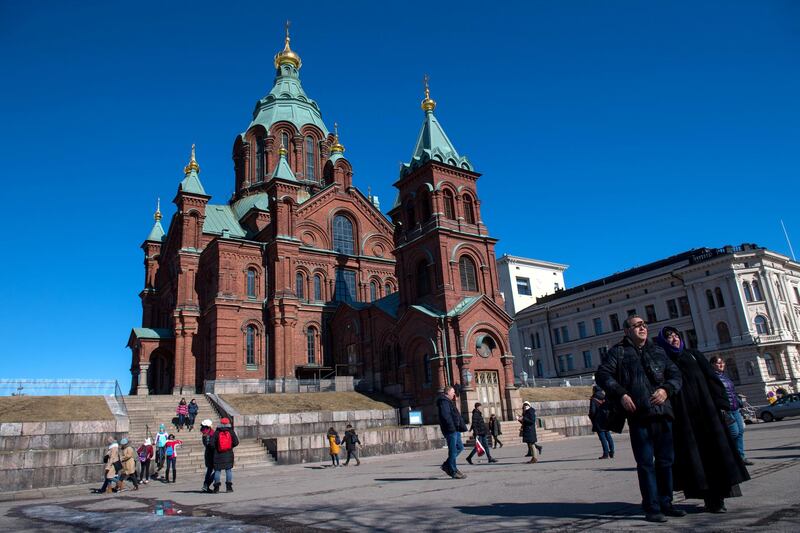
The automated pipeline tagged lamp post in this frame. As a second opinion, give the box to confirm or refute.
[524,346,536,387]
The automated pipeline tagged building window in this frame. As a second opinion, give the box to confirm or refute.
[333,215,355,255]
[685,329,698,349]
[561,326,570,343]
[666,299,679,319]
[416,261,430,296]
[678,296,691,316]
[553,328,561,345]
[593,317,603,335]
[793,286,800,304]
[405,200,416,228]
[566,354,575,371]
[305,136,316,182]
[442,189,456,220]
[307,327,316,364]
[370,281,378,302]
[246,325,256,366]
[385,282,393,295]
[578,322,587,339]
[516,277,532,296]
[743,282,753,302]
[246,268,257,298]
[255,137,265,182]
[281,132,290,152]
[582,350,592,368]
[705,289,716,310]
[717,321,731,344]
[535,332,541,348]
[334,269,357,303]
[752,280,763,300]
[764,353,777,377]
[314,274,323,301]
[726,358,741,384]
[557,356,565,373]
[610,313,621,332]
[296,272,304,300]
[645,304,657,324]
[745,361,755,376]
[626,309,636,319]
[598,346,608,362]
[754,315,769,335]
[459,256,478,292]
[463,194,476,224]
[715,287,725,307]
[535,359,543,378]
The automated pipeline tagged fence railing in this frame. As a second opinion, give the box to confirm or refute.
[517,373,596,388]
[0,379,128,415]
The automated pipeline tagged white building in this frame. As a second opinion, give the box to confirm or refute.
[496,254,568,380]
[513,244,800,403]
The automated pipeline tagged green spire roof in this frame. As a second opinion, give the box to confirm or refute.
[271,147,297,181]
[179,144,208,195]
[145,198,166,242]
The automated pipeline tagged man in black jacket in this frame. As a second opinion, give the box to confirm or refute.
[465,402,498,464]
[595,315,683,523]
[437,385,468,479]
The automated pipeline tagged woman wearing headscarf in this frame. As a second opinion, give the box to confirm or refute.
[517,401,539,464]
[655,326,750,513]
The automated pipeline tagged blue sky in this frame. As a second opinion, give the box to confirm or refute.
[1,1,798,386]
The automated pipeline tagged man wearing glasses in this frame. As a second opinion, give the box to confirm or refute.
[595,315,683,523]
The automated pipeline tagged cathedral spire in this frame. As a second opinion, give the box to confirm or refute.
[154,197,162,221]
[421,74,436,113]
[271,141,297,181]
[146,197,166,242]
[274,20,302,70]
[179,144,207,195]
[331,122,345,154]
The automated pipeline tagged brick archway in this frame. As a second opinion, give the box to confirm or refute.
[148,348,174,395]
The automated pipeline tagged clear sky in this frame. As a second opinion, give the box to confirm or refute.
[1,1,798,386]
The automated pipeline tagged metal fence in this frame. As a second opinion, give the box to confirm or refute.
[516,373,596,388]
[0,379,128,415]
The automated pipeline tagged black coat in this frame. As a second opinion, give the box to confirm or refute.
[666,348,750,499]
[520,406,538,443]
[343,429,361,451]
[202,429,215,468]
[588,394,611,432]
[437,394,467,435]
[489,417,502,435]
[470,409,488,436]
[595,337,682,422]
[209,425,239,470]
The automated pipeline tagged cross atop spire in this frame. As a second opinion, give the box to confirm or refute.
[331,121,345,154]
[274,20,302,70]
[184,144,200,176]
[421,74,436,112]
[154,197,162,221]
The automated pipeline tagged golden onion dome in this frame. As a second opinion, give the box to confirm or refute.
[421,74,436,112]
[274,21,302,70]
[184,144,200,175]
[330,122,345,154]
[154,198,162,222]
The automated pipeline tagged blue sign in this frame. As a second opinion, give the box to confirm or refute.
[408,410,423,425]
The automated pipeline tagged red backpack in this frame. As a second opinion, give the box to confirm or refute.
[217,430,232,453]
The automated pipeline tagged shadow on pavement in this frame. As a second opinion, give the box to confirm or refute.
[454,501,637,519]
[373,477,443,482]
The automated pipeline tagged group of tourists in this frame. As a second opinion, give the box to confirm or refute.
[595,315,751,522]
[175,397,199,431]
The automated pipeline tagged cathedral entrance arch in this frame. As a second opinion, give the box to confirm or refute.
[475,370,502,418]
[148,349,174,395]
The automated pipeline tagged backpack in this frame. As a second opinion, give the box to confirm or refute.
[217,430,233,453]
[165,445,174,457]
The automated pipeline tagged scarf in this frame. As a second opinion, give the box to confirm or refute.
[655,326,684,356]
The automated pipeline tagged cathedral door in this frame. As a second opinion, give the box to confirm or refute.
[148,350,174,395]
[475,371,503,418]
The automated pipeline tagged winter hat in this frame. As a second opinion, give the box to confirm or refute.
[220,417,230,425]
[120,438,129,446]
[201,419,213,428]
[144,438,152,446]
[159,424,165,431]
[522,401,531,408]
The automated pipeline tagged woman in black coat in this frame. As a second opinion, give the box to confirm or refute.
[517,401,539,463]
[655,327,750,513]
[589,386,615,459]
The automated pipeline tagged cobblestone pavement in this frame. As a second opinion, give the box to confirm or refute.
[2,418,798,532]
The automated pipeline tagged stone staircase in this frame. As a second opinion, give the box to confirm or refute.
[124,395,275,473]
[463,419,565,447]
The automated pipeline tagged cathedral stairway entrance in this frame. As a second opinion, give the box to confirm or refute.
[124,395,275,474]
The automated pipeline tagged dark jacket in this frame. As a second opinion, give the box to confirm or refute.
[343,429,361,451]
[489,416,502,435]
[520,406,538,443]
[188,401,199,417]
[209,424,239,470]
[588,392,611,432]
[201,427,215,468]
[595,337,682,422]
[437,393,467,435]
[470,409,488,436]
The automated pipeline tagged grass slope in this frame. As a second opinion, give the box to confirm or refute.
[221,391,395,415]
[0,396,113,422]
[519,386,593,402]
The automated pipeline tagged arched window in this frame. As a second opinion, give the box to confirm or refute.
[705,289,716,310]
[763,353,777,377]
[420,190,432,222]
[535,359,544,378]
[443,189,455,220]
[305,136,316,182]
[726,358,740,384]
[385,282,393,295]
[754,315,769,335]
[463,193,476,224]
[715,287,725,307]
[246,268,257,298]
[370,281,378,302]
[333,215,355,255]
[717,321,731,344]
[752,280,763,300]
[416,261,430,296]
[405,200,416,228]
[743,282,753,302]
[296,272,305,300]
[246,325,256,366]
[306,327,317,364]
[459,256,478,292]
[255,137,265,182]
[423,354,432,384]
[314,274,322,301]
[281,132,290,152]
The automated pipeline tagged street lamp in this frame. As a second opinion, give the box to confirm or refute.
[524,346,536,387]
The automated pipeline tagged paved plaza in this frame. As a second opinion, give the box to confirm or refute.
[2,419,798,532]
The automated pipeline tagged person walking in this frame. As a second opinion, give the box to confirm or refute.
[210,417,239,493]
[437,385,468,479]
[488,413,503,448]
[656,328,750,513]
[595,315,684,523]
[137,438,154,484]
[200,419,216,492]
[518,401,539,463]
[589,386,615,459]
[118,438,140,491]
[176,398,189,431]
[342,424,362,466]
[710,356,753,466]
[326,427,342,467]
[187,399,199,431]
[466,403,498,464]
[163,434,183,483]
[93,437,120,494]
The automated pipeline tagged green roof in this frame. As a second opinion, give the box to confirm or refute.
[271,151,296,181]
[145,220,165,242]
[233,192,270,219]
[202,205,247,237]
[179,168,207,196]
[447,295,481,317]
[131,328,174,340]
[400,106,473,177]
[247,63,328,136]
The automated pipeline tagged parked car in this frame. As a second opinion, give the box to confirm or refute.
[758,393,800,422]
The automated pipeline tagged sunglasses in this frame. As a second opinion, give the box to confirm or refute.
[628,321,648,330]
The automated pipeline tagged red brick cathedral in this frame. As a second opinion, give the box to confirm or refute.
[128,30,522,420]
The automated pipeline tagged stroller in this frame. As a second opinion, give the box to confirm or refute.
[738,394,759,424]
